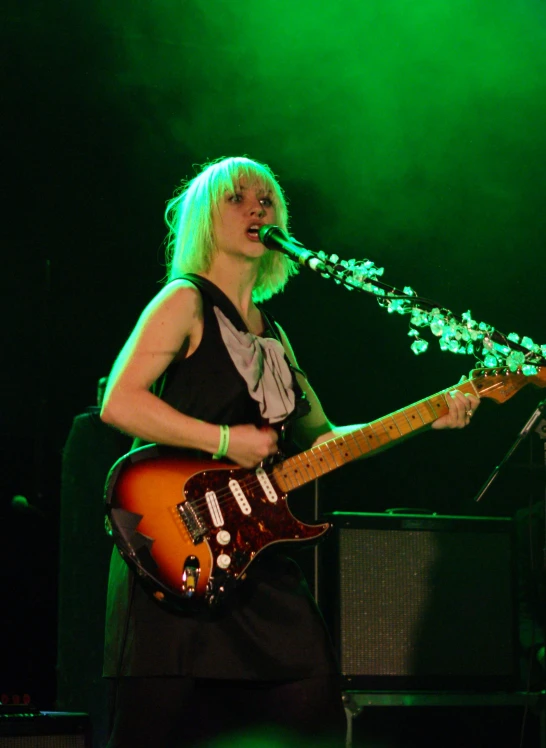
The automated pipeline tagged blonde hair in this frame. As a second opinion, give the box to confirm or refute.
[164,156,299,302]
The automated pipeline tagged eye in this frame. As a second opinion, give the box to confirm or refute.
[228,193,243,203]
[259,197,273,208]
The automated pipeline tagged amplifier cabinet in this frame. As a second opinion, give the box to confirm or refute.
[0,711,91,748]
[319,512,518,691]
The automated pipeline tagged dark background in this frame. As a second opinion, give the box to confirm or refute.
[2,0,545,723]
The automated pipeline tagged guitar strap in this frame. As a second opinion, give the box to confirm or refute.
[175,273,280,341]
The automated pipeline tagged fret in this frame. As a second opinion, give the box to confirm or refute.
[428,393,449,419]
[376,418,397,443]
[311,447,332,477]
[316,443,340,472]
[397,407,417,432]
[273,459,300,491]
[414,400,434,424]
[350,429,373,456]
[380,415,404,440]
[391,412,414,436]
[370,421,394,447]
[413,402,429,425]
[362,425,378,449]
[271,378,485,494]
[329,441,350,467]
[345,431,368,459]
[294,452,318,482]
[403,406,426,429]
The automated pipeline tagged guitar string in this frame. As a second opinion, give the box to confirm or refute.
[194,420,389,511]
[170,377,517,523]
[183,397,443,519]
[182,396,445,522]
[182,430,365,518]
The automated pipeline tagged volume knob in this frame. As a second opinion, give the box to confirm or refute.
[217,530,231,546]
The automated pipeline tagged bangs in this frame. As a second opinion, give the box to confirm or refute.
[207,157,283,210]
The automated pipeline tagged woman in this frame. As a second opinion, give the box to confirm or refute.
[100,156,479,747]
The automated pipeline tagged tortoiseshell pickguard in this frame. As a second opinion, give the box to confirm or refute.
[183,464,329,584]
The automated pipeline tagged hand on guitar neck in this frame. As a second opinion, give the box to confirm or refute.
[431,382,480,430]
[314,375,480,450]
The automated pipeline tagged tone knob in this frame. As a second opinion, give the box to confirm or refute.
[217,554,231,569]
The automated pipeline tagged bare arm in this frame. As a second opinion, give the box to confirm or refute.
[100,280,278,467]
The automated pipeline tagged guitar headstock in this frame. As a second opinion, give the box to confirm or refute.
[469,366,546,404]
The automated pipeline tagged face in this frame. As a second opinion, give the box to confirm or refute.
[212,181,277,260]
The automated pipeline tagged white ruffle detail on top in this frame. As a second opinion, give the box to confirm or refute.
[214,306,296,424]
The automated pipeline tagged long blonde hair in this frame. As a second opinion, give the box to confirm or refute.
[164,157,299,302]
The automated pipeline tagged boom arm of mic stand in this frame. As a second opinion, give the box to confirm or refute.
[474,398,546,502]
[316,255,546,367]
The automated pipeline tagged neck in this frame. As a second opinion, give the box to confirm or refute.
[201,254,260,317]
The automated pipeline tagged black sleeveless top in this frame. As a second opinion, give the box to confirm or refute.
[103,275,338,680]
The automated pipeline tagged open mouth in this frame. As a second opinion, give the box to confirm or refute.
[246,224,262,241]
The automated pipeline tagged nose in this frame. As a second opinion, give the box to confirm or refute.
[250,199,265,217]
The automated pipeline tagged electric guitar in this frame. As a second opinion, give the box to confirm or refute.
[105,366,545,608]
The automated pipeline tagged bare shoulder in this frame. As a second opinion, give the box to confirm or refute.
[115,279,205,364]
[137,278,203,331]
[149,278,202,314]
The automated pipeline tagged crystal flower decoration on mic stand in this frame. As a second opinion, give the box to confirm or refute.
[315,252,545,374]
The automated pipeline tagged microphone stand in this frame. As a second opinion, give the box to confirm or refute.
[473,399,546,693]
[260,225,546,370]
[316,254,546,367]
[474,398,546,503]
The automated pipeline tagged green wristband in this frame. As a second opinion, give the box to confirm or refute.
[212,424,230,460]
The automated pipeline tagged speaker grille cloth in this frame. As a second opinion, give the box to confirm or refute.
[338,527,513,677]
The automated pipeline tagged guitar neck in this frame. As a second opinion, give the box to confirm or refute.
[272,379,478,493]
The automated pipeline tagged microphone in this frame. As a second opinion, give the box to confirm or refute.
[258,225,325,271]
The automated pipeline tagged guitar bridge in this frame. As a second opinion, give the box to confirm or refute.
[177,500,208,544]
